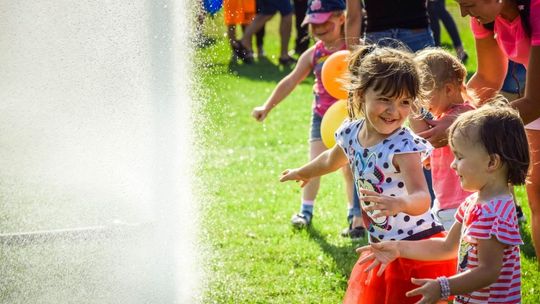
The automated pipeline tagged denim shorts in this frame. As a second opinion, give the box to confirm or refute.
[365,28,435,52]
[309,112,323,142]
[258,0,293,16]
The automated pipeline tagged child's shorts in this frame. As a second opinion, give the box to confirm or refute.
[309,112,323,142]
[258,0,293,16]
[223,0,256,25]
[343,232,457,304]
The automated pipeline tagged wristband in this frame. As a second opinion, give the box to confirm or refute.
[437,276,451,299]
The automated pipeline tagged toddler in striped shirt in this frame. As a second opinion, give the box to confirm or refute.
[355,102,528,303]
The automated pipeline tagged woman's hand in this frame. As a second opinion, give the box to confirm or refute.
[405,278,442,304]
[356,242,400,276]
[280,169,310,187]
[359,189,405,217]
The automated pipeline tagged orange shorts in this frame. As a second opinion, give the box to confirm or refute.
[223,0,256,25]
[343,232,457,304]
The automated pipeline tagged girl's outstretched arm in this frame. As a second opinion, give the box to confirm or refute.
[406,236,505,302]
[280,144,348,187]
[356,221,462,276]
[512,46,540,124]
[252,47,315,122]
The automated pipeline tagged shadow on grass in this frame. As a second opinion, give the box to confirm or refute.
[304,226,366,288]
[520,222,537,259]
[227,56,302,83]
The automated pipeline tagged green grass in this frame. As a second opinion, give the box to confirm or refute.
[196,5,539,303]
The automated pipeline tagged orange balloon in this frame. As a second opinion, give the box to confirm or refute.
[321,50,351,100]
[321,99,348,148]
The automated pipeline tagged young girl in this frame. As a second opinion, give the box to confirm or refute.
[280,45,456,303]
[357,103,529,303]
[252,0,364,234]
[410,48,475,230]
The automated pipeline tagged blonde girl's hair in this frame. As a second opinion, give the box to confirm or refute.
[346,45,424,119]
[448,98,530,185]
[414,48,467,94]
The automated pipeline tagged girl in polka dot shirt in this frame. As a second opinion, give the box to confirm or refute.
[280,45,456,304]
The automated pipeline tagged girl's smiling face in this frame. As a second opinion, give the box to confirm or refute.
[362,87,412,136]
[310,13,344,43]
[457,0,503,24]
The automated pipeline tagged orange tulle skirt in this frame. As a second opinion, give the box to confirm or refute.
[343,232,457,304]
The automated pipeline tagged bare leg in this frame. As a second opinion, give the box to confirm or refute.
[526,129,540,265]
[279,13,293,59]
[240,14,273,52]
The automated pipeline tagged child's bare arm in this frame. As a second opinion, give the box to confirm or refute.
[252,47,315,122]
[446,237,505,295]
[356,221,462,276]
[280,144,348,186]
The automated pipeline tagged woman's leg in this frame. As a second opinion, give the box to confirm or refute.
[526,129,540,263]
[427,0,441,46]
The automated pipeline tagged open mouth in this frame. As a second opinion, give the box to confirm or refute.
[381,117,397,124]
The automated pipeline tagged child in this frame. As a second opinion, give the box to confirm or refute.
[252,0,363,234]
[410,48,475,230]
[280,45,456,303]
[223,0,264,63]
[357,103,528,303]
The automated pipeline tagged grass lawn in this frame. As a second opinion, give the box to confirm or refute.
[196,3,539,303]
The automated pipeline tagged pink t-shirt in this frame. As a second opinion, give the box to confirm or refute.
[470,0,540,67]
[454,194,522,303]
[431,104,475,210]
[311,41,346,117]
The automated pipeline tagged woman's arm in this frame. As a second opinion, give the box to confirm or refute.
[467,36,507,105]
[345,0,362,49]
[512,46,540,124]
[252,47,315,121]
[280,144,349,186]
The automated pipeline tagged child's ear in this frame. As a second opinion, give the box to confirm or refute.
[487,153,502,171]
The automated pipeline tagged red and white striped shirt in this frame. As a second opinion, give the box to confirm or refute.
[454,194,523,303]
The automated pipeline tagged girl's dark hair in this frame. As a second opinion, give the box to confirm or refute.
[346,44,425,118]
[448,97,530,185]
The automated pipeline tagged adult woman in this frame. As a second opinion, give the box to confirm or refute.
[439,0,540,262]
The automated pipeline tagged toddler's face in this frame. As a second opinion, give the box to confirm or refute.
[450,132,491,192]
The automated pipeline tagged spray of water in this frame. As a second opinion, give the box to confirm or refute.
[0,0,200,302]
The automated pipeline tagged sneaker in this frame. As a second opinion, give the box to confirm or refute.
[516,205,527,223]
[458,51,469,64]
[341,226,366,240]
[291,212,311,229]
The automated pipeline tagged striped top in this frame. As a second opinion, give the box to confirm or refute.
[454,194,523,303]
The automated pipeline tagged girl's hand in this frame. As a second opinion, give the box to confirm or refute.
[359,189,404,218]
[252,106,269,122]
[405,278,441,304]
[356,242,400,276]
[280,169,310,187]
